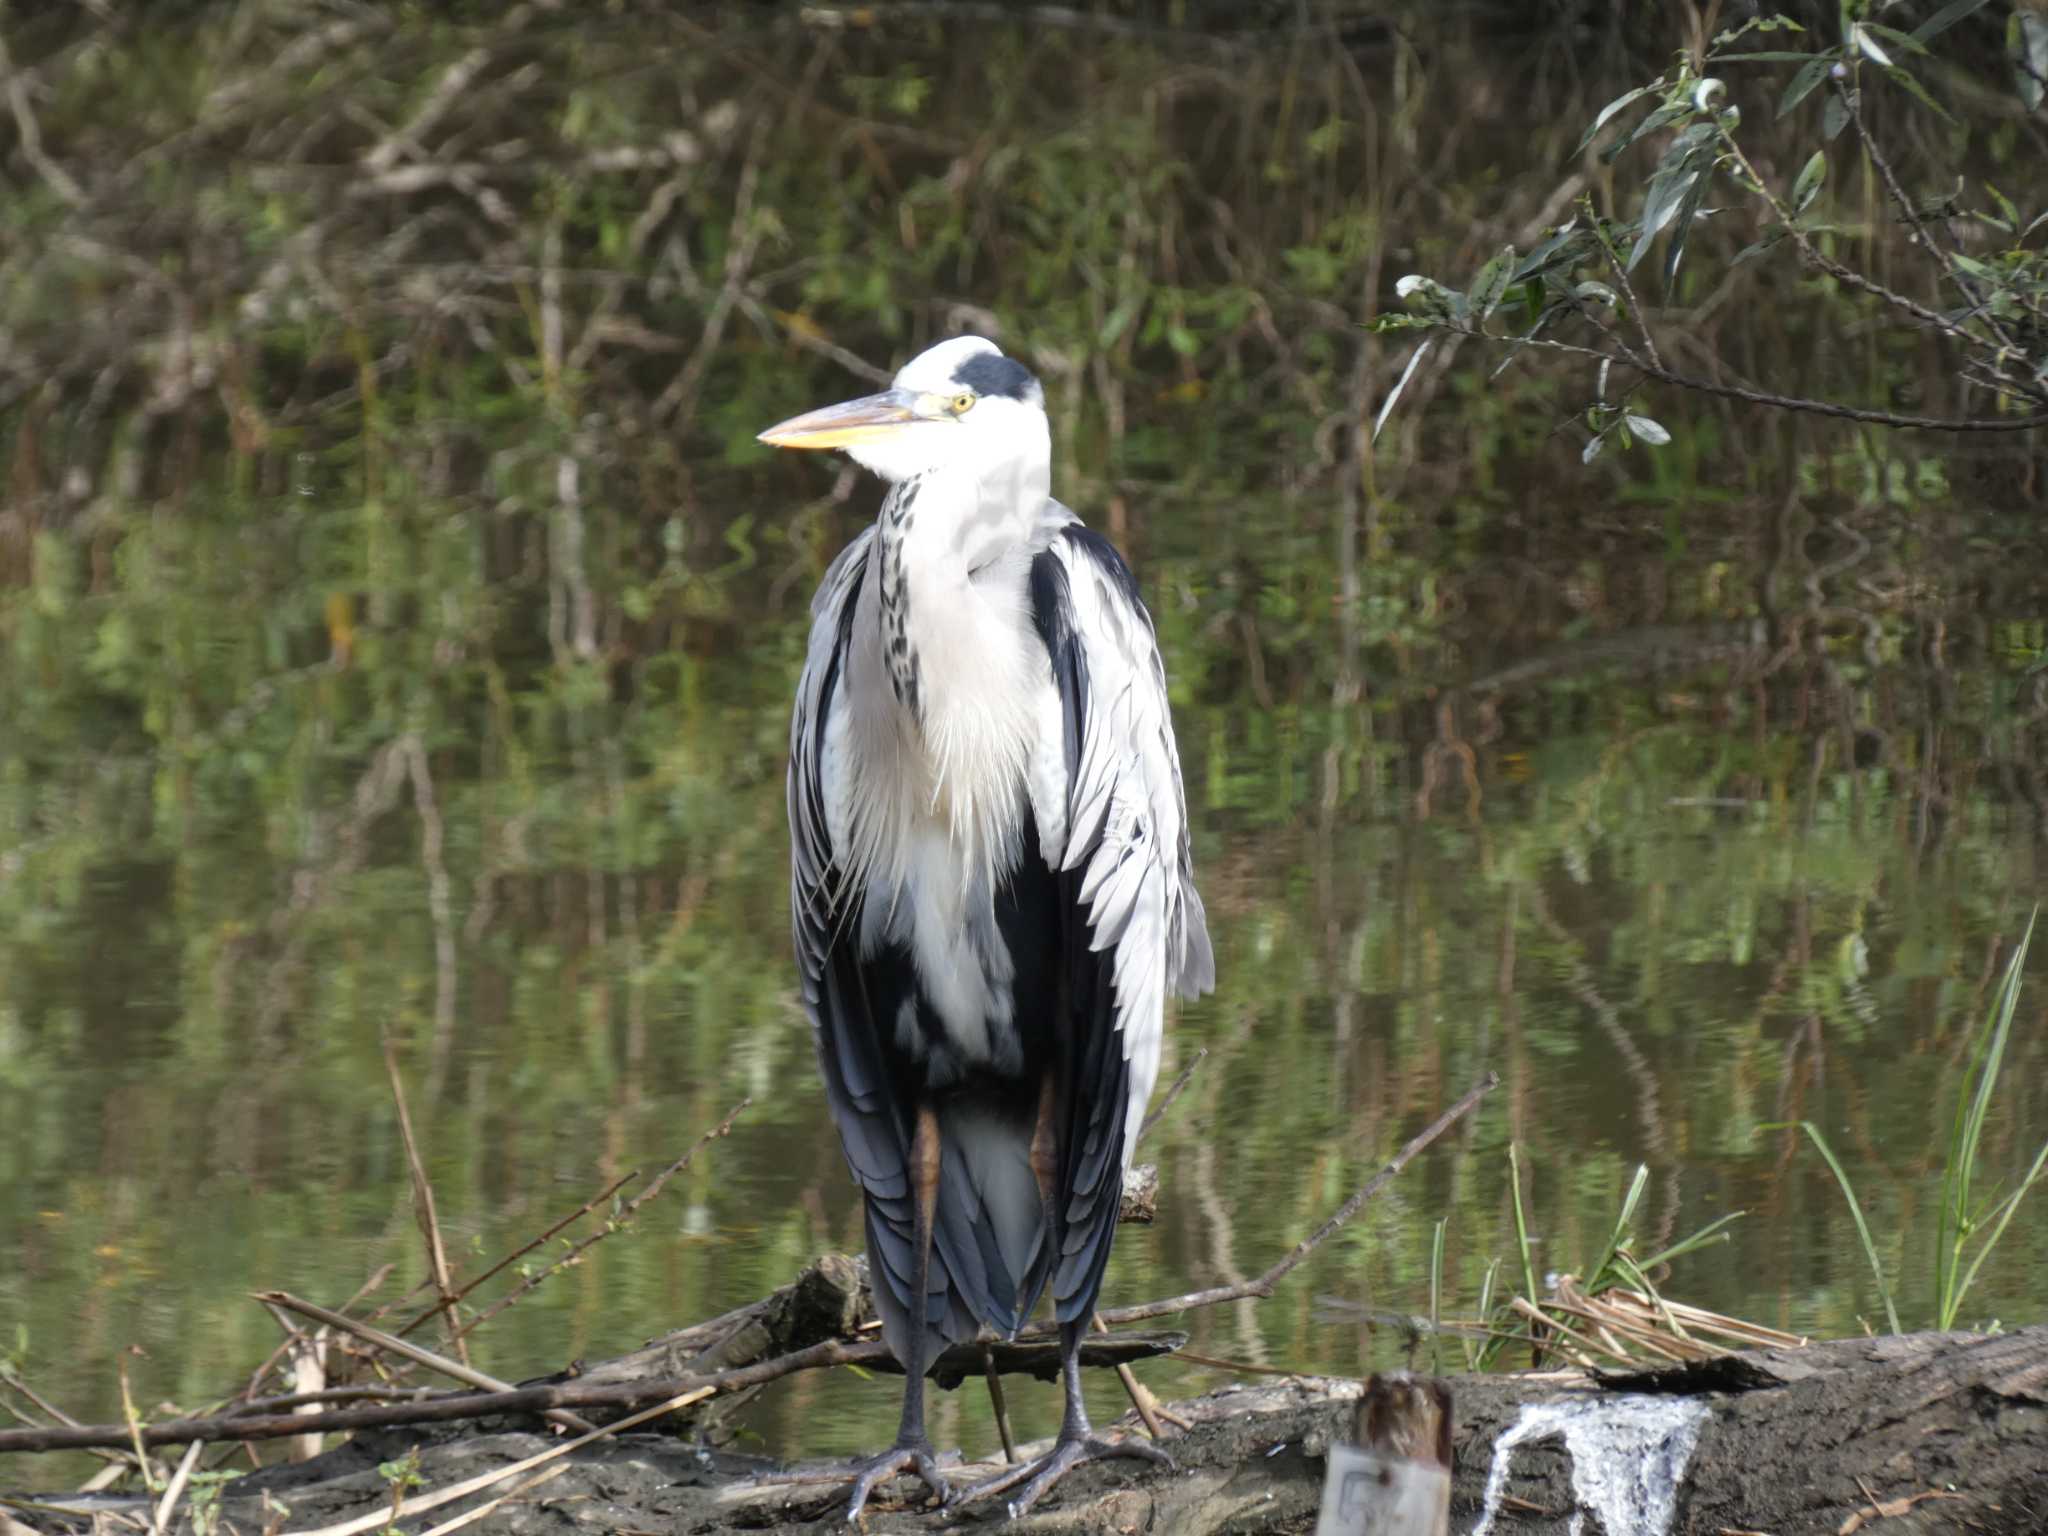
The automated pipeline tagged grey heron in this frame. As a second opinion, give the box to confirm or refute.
[761,336,1214,1519]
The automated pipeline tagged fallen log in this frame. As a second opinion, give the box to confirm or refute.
[11,1327,2041,1534]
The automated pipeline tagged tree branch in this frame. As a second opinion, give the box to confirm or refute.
[1454,325,2048,432]
[0,1078,1498,1458]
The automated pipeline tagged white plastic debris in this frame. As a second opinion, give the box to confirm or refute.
[1471,1395,1709,1536]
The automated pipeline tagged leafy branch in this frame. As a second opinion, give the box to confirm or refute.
[1375,4,2048,455]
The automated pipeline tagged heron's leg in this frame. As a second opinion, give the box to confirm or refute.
[961,1076,1174,1518]
[837,1102,954,1521]
[956,1315,1176,1517]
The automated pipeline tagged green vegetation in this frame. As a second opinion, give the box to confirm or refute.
[1,0,2043,1490]
[1377,1,2048,449]
[1762,910,2039,1334]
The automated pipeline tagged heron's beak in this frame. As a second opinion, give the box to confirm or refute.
[758,387,922,450]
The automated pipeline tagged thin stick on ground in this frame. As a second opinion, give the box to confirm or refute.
[1100,1071,1500,1326]
[1094,1313,1168,1440]
[383,1033,468,1366]
[982,1344,1018,1465]
[285,1385,718,1536]
[0,1077,1494,1458]
[412,1462,570,1536]
[448,1098,752,1344]
[150,1441,202,1536]
[239,1264,393,1405]
[254,1292,596,1437]
[392,1166,639,1339]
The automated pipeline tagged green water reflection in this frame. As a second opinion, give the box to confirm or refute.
[2,3,2046,1492]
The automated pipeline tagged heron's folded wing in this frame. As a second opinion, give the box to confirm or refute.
[788,532,924,1325]
[1027,519,1213,1321]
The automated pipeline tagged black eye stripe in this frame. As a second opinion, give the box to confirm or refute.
[951,352,1037,401]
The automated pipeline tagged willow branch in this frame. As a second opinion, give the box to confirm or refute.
[1455,325,2048,432]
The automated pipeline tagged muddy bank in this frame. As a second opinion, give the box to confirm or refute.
[13,1327,2042,1535]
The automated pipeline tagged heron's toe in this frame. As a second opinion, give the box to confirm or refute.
[957,1432,1175,1520]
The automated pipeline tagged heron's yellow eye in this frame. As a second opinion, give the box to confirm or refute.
[948,393,976,415]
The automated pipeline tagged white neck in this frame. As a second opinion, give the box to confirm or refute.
[844,466,1044,901]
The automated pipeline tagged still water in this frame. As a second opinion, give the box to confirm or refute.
[5,468,2043,1480]
[3,5,2047,1491]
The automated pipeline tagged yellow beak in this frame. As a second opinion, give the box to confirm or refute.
[758,387,921,450]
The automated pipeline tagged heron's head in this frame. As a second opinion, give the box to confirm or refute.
[758,336,1048,485]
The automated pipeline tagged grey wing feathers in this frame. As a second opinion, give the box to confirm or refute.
[788,530,969,1352]
[1028,519,1212,1319]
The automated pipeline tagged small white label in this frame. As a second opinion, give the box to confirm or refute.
[1315,1442,1451,1536]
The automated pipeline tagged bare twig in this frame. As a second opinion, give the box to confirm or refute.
[1138,1047,1208,1142]
[283,1387,713,1536]
[0,1080,1484,1458]
[255,1293,596,1438]
[382,1032,467,1366]
[1094,1313,1168,1441]
[410,1462,569,1536]
[1836,82,2027,370]
[1100,1072,1500,1325]
[982,1344,1018,1464]
[449,1099,752,1342]
[0,35,85,205]
[149,1442,202,1536]
[654,122,767,423]
[392,1167,639,1339]
[1454,325,2048,431]
[399,737,459,1085]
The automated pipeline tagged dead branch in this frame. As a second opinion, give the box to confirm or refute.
[446,1098,751,1345]
[0,1077,1496,1458]
[1099,1071,1500,1325]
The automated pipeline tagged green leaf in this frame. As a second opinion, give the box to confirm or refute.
[1574,80,1662,157]
[2010,12,2048,111]
[1512,221,1589,281]
[1583,432,1607,464]
[1780,53,1835,115]
[1710,50,1822,63]
[1467,245,1517,321]
[1984,182,2019,233]
[1792,149,1828,214]
[1860,23,1931,56]
[1602,98,1693,163]
[1574,280,1619,306]
[1662,169,1713,287]
[1625,414,1672,445]
[1733,224,1789,265]
[1913,0,1989,43]
[1633,162,1702,271]
[1883,63,1956,122]
[1823,88,1853,140]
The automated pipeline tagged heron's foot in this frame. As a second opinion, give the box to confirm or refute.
[752,1439,956,1521]
[959,1431,1176,1520]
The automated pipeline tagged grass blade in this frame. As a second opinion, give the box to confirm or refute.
[1508,1143,1540,1306]
[1762,1119,1901,1334]
[1938,909,2036,1328]
[1949,1136,2048,1324]
[1586,1164,1650,1293]
[1638,1210,1745,1272]
[1429,1217,1447,1376]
